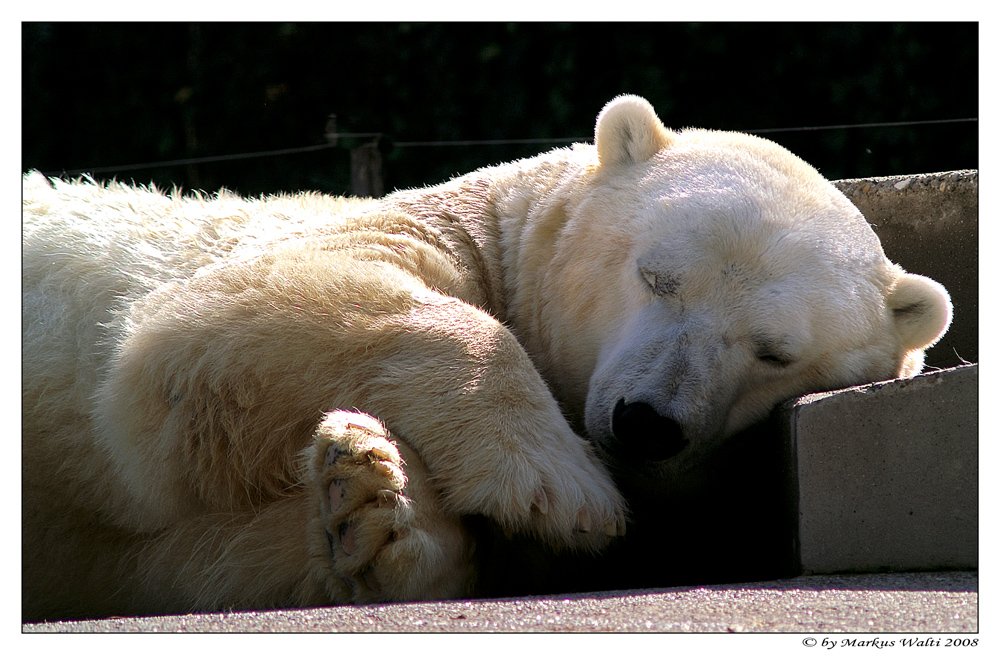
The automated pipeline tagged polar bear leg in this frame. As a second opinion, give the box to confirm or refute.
[363,292,627,551]
[306,410,476,603]
[92,253,623,562]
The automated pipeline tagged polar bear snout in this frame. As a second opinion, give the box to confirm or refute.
[611,399,690,461]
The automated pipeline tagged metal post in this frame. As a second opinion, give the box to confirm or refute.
[350,140,383,198]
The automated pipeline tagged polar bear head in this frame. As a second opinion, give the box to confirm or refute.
[532,95,952,480]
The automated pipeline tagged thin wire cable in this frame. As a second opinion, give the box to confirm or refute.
[747,117,976,134]
[394,137,588,147]
[50,134,383,176]
[54,144,336,176]
[45,118,976,177]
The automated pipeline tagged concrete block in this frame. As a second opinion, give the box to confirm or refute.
[834,171,978,368]
[780,363,978,575]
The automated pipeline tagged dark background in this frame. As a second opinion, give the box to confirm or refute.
[23,22,978,197]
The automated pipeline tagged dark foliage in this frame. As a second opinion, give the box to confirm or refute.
[23,22,978,196]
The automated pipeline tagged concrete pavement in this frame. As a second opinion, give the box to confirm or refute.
[23,571,977,633]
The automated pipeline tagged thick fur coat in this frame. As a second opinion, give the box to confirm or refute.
[22,96,950,620]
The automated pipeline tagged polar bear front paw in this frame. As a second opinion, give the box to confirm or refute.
[518,441,628,551]
[308,411,475,604]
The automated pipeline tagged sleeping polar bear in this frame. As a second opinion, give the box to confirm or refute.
[22,95,951,620]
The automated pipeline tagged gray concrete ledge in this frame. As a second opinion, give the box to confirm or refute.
[23,571,977,633]
[780,364,978,575]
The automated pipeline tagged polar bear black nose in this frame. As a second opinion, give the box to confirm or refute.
[611,399,689,461]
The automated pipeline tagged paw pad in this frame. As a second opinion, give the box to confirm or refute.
[311,411,412,601]
[329,480,346,512]
[324,445,345,468]
[338,522,357,555]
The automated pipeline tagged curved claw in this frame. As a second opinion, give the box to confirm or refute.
[532,488,549,515]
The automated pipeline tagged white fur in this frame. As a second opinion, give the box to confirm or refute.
[21,95,950,620]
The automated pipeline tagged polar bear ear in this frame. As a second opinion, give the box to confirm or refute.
[888,273,953,352]
[595,95,675,169]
